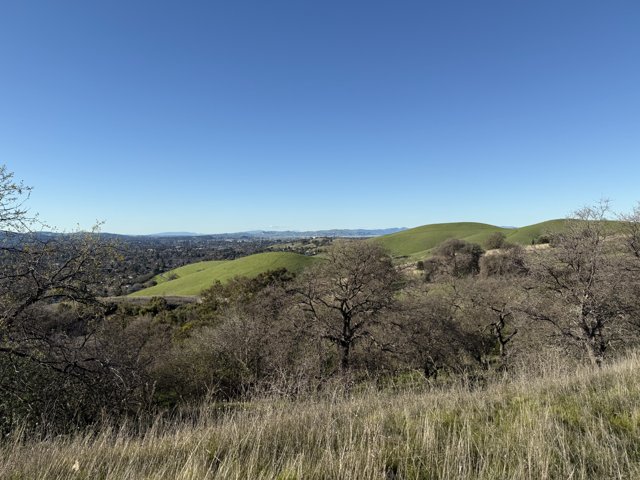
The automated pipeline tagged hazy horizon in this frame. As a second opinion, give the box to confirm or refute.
[29,220,548,237]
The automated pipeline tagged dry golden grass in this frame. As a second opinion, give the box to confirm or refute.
[2,355,640,479]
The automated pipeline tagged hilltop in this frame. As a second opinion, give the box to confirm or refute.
[374,222,512,258]
[374,219,570,259]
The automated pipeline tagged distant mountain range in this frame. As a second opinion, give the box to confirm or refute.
[147,232,204,237]
[3,227,407,241]
[145,228,407,239]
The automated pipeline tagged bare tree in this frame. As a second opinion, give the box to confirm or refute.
[0,165,146,431]
[479,244,528,278]
[0,165,34,232]
[524,201,633,367]
[461,277,523,367]
[423,239,484,281]
[396,282,478,379]
[295,240,402,371]
[620,203,640,267]
[619,203,640,332]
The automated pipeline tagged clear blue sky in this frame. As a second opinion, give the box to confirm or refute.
[2,1,639,234]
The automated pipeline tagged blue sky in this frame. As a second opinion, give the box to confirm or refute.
[1,1,639,234]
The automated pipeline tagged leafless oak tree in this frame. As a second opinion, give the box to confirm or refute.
[295,240,401,371]
[524,202,634,366]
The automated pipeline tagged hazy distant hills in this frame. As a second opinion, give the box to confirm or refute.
[146,228,407,239]
[147,232,203,237]
[4,227,406,241]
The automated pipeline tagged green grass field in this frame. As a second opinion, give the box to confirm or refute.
[153,260,229,285]
[503,219,567,245]
[130,252,318,297]
[374,219,589,259]
[374,222,512,258]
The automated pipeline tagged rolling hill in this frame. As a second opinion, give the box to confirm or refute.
[373,219,593,259]
[130,252,319,297]
[503,219,567,245]
[374,222,512,258]
[129,219,602,297]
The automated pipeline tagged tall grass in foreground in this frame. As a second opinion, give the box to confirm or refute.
[2,355,640,479]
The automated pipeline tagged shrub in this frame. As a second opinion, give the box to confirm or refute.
[485,232,507,250]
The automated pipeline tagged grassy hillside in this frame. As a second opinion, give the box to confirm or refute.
[4,354,640,479]
[504,219,567,245]
[153,260,229,285]
[375,222,512,258]
[503,219,625,245]
[374,219,591,259]
[130,252,318,297]
[129,221,570,297]
[129,219,623,296]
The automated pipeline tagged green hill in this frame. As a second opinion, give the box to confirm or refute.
[503,219,567,245]
[371,219,622,259]
[375,222,512,258]
[503,219,627,245]
[373,219,604,259]
[152,259,229,285]
[130,219,624,296]
[130,252,318,297]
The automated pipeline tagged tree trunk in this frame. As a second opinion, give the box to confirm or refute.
[340,340,350,371]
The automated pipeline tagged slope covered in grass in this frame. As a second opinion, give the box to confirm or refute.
[131,219,624,296]
[3,354,640,479]
[375,222,512,257]
[373,219,600,258]
[130,252,318,297]
[504,219,567,245]
[153,259,229,285]
[504,219,625,245]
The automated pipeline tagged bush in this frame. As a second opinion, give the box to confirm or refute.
[485,232,507,250]
[480,245,528,277]
[431,239,485,278]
